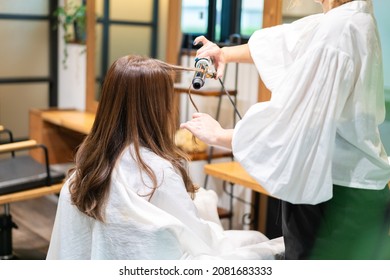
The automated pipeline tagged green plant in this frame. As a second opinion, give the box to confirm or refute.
[53,2,86,68]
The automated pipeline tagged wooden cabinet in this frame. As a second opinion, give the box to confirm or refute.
[29,109,91,164]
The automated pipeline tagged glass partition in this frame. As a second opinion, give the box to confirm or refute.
[0,84,48,138]
[109,25,151,65]
[241,0,264,36]
[181,0,264,45]
[94,0,158,101]
[0,0,48,15]
[0,20,49,78]
[0,0,55,138]
[110,0,153,22]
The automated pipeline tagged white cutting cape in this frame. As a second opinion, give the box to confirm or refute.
[46,145,284,260]
[232,0,390,204]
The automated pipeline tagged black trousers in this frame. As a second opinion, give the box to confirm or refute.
[281,184,390,260]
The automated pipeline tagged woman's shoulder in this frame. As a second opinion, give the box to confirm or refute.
[120,144,176,172]
[320,2,376,38]
[113,145,182,196]
[309,3,377,56]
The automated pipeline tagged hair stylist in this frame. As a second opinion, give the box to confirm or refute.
[181,0,390,259]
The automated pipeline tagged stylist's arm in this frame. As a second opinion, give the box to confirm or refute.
[194,36,253,78]
[183,36,253,149]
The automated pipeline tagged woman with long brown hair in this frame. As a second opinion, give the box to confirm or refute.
[70,55,196,222]
[46,55,284,259]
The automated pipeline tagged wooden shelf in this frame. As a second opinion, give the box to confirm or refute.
[174,86,237,97]
[187,147,232,161]
[204,162,269,196]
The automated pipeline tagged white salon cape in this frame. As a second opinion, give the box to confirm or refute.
[46,146,284,260]
[232,0,390,204]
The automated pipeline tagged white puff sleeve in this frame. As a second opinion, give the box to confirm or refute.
[232,45,355,204]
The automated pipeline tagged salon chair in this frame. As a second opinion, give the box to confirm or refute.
[0,127,68,259]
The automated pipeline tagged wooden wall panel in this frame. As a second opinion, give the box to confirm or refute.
[86,0,98,113]
[165,0,182,65]
[258,0,283,102]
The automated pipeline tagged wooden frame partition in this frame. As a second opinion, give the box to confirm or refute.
[86,0,98,113]
[165,0,182,65]
[85,0,282,112]
[258,0,283,102]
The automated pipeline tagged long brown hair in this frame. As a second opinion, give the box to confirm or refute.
[69,55,197,222]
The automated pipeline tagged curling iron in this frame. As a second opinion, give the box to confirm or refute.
[191,58,216,90]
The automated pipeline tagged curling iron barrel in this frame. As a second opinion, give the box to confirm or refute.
[192,58,216,90]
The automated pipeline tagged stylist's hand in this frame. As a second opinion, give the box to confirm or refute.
[180,113,233,150]
[194,36,226,79]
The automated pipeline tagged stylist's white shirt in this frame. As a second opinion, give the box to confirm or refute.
[233,0,390,204]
